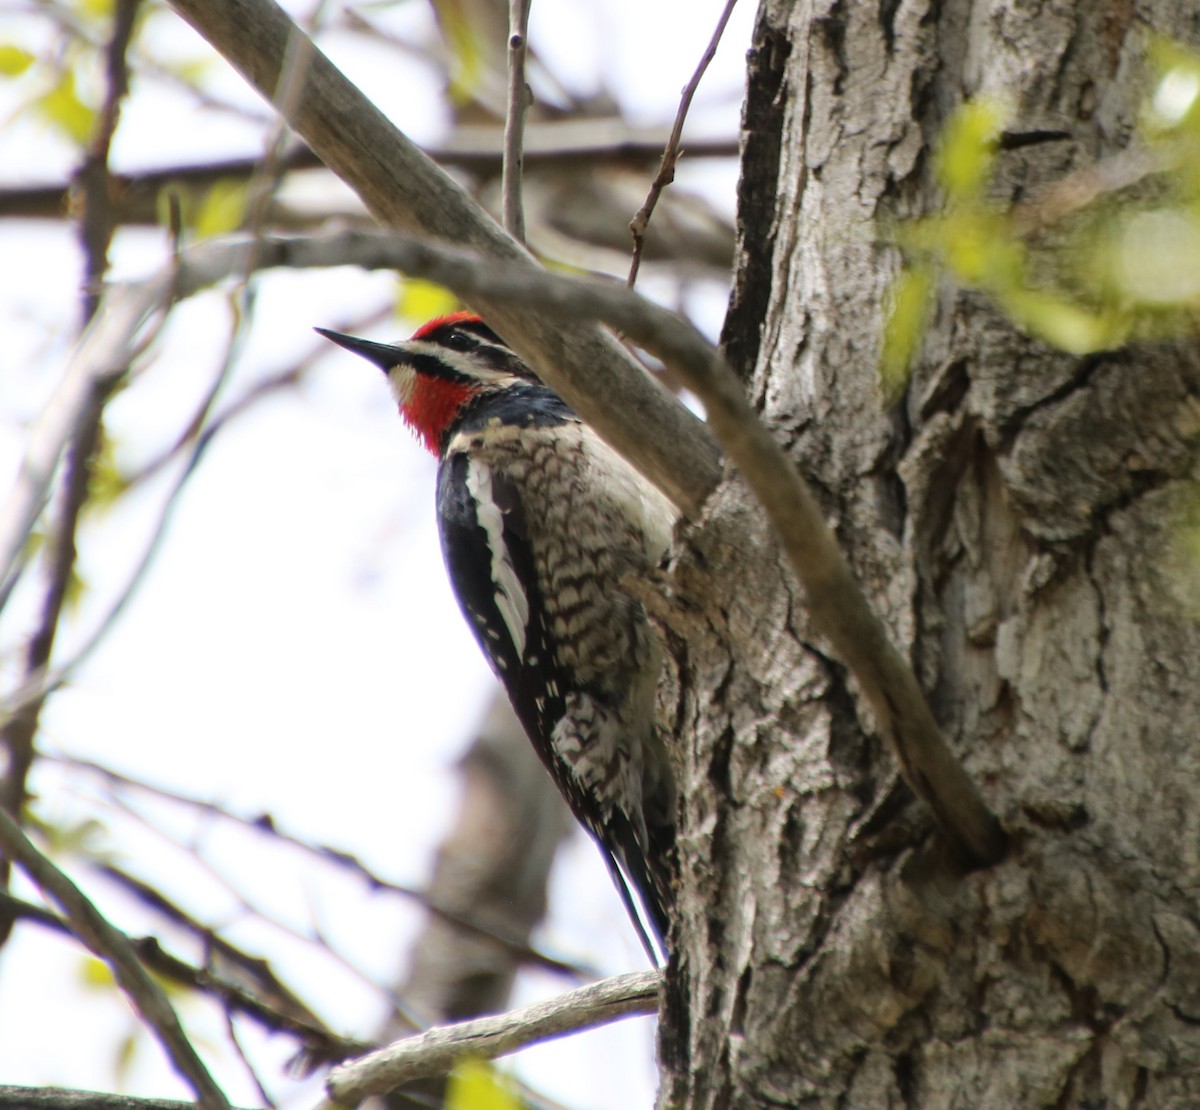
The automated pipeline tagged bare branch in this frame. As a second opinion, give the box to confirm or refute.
[0,807,232,1109]
[163,0,722,517]
[0,126,739,226]
[325,970,661,1104]
[0,0,142,944]
[502,0,533,242]
[55,751,585,980]
[627,0,739,287]
[0,889,366,1063]
[0,1087,252,1110]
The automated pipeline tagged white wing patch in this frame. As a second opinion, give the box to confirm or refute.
[465,459,530,660]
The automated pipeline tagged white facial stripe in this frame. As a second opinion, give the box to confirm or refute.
[387,363,418,409]
[465,459,530,660]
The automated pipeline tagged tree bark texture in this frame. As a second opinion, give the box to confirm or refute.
[662,1,1200,1107]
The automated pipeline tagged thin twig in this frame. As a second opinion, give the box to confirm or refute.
[57,752,587,979]
[223,1011,278,1109]
[0,127,739,226]
[0,345,238,725]
[324,970,661,1105]
[0,806,231,1109]
[0,0,141,934]
[627,0,738,287]
[502,0,533,242]
[0,889,365,1062]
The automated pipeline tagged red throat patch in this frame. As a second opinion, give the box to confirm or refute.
[402,374,474,455]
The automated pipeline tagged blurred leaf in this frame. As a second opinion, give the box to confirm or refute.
[0,44,35,77]
[29,811,110,859]
[432,0,485,103]
[193,179,248,238]
[935,98,1009,203]
[879,263,934,400]
[63,565,87,613]
[172,57,214,85]
[999,288,1123,355]
[114,1029,139,1087]
[397,279,460,325]
[88,435,131,512]
[36,69,95,146]
[1145,40,1200,136]
[79,955,116,991]
[446,1060,522,1110]
[941,209,1023,289]
[1106,208,1200,304]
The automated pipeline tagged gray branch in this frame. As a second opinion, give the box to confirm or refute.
[0,1087,251,1110]
[0,808,231,1109]
[324,969,661,1106]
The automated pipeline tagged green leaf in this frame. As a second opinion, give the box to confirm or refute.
[1145,40,1200,136]
[88,434,130,511]
[37,69,96,146]
[879,263,934,401]
[935,98,1009,203]
[1107,208,1200,305]
[998,289,1123,355]
[33,813,109,857]
[432,0,486,103]
[78,956,116,991]
[114,1030,139,1086]
[397,279,460,325]
[193,179,248,239]
[0,44,35,77]
[445,1060,522,1110]
[940,208,1024,289]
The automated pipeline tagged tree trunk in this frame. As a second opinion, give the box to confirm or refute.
[662,1,1200,1106]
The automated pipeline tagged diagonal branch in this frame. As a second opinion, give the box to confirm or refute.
[0,890,366,1063]
[627,0,739,287]
[324,969,661,1105]
[0,0,141,942]
[164,0,722,518]
[0,806,231,1109]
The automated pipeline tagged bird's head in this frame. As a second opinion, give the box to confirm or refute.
[316,312,536,454]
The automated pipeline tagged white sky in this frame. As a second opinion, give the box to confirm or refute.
[0,0,756,1106]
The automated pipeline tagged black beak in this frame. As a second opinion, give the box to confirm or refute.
[314,328,403,373]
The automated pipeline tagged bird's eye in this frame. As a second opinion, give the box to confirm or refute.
[443,330,474,352]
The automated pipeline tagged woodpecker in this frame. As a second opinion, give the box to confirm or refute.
[316,313,679,956]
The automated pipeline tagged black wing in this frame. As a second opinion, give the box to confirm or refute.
[436,450,567,749]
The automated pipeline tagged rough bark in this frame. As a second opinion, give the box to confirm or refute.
[663,1,1200,1107]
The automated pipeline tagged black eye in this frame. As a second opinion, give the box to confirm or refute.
[443,329,474,352]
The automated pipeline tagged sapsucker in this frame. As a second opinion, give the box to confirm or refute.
[317,313,679,956]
